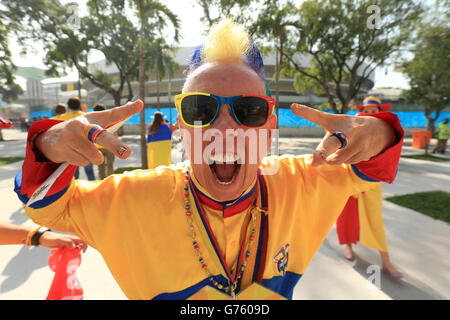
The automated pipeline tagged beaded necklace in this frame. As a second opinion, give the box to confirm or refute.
[183,170,264,298]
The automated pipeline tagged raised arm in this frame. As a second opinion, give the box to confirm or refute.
[16,100,143,203]
[35,100,143,166]
[290,104,403,183]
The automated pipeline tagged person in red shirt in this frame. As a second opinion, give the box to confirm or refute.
[336,96,403,279]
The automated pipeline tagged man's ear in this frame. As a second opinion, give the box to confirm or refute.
[178,115,183,141]
[269,114,277,130]
[266,114,277,152]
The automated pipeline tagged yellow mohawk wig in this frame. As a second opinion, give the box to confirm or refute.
[202,18,251,64]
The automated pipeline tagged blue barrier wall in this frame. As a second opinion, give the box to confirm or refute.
[30,108,450,128]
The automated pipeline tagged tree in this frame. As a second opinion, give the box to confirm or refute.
[150,38,180,109]
[281,0,423,114]
[250,0,298,128]
[195,0,254,29]
[132,0,180,169]
[0,6,23,103]
[403,25,450,154]
[3,0,142,107]
[83,0,141,104]
[0,4,24,141]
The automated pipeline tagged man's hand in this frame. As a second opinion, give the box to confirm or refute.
[39,232,88,253]
[35,100,143,166]
[290,104,396,166]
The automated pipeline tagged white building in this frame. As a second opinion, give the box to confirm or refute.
[85,47,375,108]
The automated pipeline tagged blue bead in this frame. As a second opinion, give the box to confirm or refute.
[184,186,188,190]
[185,204,190,210]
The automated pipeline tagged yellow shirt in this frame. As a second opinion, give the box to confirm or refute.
[51,110,85,121]
[22,155,377,299]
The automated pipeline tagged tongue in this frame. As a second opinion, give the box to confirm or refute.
[213,163,237,182]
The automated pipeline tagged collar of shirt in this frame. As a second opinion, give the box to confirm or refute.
[189,172,257,218]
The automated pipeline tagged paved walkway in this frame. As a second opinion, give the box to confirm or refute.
[0,128,448,300]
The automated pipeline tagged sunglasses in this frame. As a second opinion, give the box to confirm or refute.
[175,92,276,128]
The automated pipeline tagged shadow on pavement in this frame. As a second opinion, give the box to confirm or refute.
[0,246,50,293]
[8,207,29,225]
[352,254,446,300]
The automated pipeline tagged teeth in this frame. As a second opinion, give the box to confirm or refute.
[211,163,240,185]
[217,179,234,185]
[209,154,239,164]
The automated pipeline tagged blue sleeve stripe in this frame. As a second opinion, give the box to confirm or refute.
[350,164,379,182]
[152,272,302,300]
[261,271,302,300]
[152,274,229,300]
[14,170,71,209]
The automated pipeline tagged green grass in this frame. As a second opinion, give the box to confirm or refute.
[402,154,450,162]
[0,157,25,166]
[113,166,141,174]
[386,191,450,223]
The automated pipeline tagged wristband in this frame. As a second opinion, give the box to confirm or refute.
[25,227,40,247]
[31,227,52,247]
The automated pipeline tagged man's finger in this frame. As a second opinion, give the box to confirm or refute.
[290,104,347,132]
[345,152,365,164]
[87,99,144,129]
[323,140,361,165]
[71,139,104,165]
[95,130,131,159]
[66,148,91,167]
[311,132,344,167]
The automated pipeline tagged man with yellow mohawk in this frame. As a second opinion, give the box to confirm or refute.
[15,19,403,300]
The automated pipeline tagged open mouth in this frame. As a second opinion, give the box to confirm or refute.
[209,154,242,185]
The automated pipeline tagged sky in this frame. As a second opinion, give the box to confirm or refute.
[9,0,411,90]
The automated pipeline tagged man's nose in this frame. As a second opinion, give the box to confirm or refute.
[212,104,240,130]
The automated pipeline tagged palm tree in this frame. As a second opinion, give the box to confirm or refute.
[133,0,180,169]
[251,0,298,129]
[151,38,179,110]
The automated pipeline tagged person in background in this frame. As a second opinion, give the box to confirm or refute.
[53,103,67,117]
[147,111,172,169]
[52,97,84,121]
[52,97,96,180]
[336,96,403,279]
[432,118,449,154]
[93,104,115,179]
[0,221,87,252]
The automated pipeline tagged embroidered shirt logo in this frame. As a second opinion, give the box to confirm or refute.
[31,184,49,200]
[273,243,290,275]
